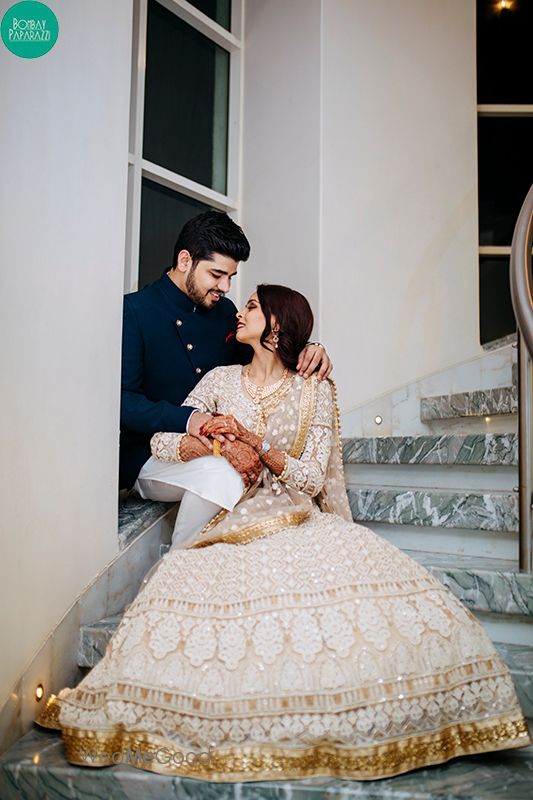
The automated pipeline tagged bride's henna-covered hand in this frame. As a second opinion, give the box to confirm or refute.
[201,415,288,478]
[179,434,211,462]
[221,440,263,487]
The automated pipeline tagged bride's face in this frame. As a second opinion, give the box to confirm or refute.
[236,292,274,346]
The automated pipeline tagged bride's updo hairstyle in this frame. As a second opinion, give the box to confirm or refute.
[256,284,314,371]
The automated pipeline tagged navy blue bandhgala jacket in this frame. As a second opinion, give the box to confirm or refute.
[120,271,251,489]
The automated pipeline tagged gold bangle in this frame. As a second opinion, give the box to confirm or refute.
[212,439,222,457]
[176,437,184,463]
[278,452,290,481]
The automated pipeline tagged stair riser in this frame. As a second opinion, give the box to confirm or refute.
[345,463,517,492]
[371,523,518,561]
[479,613,533,648]
[424,417,517,435]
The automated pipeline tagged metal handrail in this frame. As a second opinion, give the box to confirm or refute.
[509,184,533,572]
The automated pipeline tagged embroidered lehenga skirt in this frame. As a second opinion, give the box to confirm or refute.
[36,368,530,780]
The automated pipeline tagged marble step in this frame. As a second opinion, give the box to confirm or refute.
[343,433,518,466]
[347,486,518,532]
[118,494,174,550]
[420,386,518,422]
[407,551,533,619]
[1,727,532,800]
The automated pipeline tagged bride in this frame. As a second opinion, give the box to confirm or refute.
[37,284,530,782]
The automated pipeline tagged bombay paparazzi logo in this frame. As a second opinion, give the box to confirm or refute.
[9,15,51,41]
[1,1,59,58]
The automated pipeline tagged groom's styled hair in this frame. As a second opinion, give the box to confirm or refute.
[256,284,314,371]
[172,210,250,267]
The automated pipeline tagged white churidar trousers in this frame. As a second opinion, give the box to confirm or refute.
[134,455,244,551]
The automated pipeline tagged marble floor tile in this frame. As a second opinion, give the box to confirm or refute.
[0,728,532,800]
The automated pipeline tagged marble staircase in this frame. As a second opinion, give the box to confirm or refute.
[1,372,532,799]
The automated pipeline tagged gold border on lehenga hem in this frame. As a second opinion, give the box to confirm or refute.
[37,704,530,782]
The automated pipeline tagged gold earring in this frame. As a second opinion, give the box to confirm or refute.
[272,332,279,349]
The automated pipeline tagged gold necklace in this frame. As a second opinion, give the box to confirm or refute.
[243,365,289,403]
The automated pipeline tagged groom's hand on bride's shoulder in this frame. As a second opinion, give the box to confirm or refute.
[222,440,262,488]
[297,343,332,381]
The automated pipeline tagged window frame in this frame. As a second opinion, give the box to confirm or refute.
[477,103,533,260]
[125,0,243,295]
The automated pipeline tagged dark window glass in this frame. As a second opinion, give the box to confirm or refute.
[187,0,231,30]
[478,116,533,246]
[139,178,210,289]
[479,256,516,344]
[143,0,229,193]
[477,0,533,104]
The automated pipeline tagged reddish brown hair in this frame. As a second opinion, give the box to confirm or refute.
[256,284,314,370]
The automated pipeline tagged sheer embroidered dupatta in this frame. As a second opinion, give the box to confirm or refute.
[315,380,352,522]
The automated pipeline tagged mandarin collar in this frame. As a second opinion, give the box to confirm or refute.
[158,270,198,313]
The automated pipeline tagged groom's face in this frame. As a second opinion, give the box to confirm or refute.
[183,252,239,309]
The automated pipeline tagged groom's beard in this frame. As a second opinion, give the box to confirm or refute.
[185,267,224,309]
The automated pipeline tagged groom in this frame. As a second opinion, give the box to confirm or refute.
[120,210,331,494]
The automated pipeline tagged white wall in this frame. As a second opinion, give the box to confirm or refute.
[240,0,321,323]
[242,0,481,413]
[321,0,481,411]
[0,0,132,711]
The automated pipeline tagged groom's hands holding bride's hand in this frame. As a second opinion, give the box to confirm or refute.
[199,415,258,449]
[187,410,237,449]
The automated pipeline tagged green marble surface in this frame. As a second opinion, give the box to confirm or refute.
[420,387,518,422]
[342,434,517,466]
[347,487,518,532]
[0,727,532,800]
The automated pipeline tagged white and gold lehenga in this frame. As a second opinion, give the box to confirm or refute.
[37,365,530,781]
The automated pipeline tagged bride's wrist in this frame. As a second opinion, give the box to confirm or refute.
[247,432,262,451]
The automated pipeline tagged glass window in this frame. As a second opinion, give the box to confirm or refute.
[478,116,533,246]
[143,0,229,193]
[477,0,533,104]
[187,0,231,31]
[479,256,516,345]
[138,178,211,289]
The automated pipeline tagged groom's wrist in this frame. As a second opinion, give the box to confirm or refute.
[185,409,201,433]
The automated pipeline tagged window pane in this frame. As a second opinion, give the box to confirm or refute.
[477,0,533,104]
[143,0,229,193]
[479,256,516,345]
[187,0,231,31]
[139,178,211,289]
[478,117,533,246]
